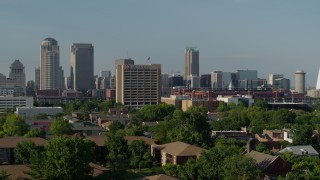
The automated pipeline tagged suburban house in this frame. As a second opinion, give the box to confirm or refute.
[151,141,206,166]
[0,163,107,179]
[255,129,293,152]
[276,145,319,157]
[0,137,47,164]
[246,150,291,178]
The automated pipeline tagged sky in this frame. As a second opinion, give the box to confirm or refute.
[1,0,320,87]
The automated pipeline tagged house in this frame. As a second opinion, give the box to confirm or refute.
[143,174,180,180]
[246,151,291,178]
[276,145,319,157]
[0,137,47,164]
[151,141,206,166]
[0,163,107,179]
[255,129,293,143]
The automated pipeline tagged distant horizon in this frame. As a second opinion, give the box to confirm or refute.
[1,0,320,87]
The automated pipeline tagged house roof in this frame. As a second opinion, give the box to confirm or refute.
[0,137,48,149]
[246,151,278,170]
[154,141,205,157]
[0,165,30,180]
[277,145,319,156]
[86,135,157,147]
[0,163,107,179]
[143,174,179,180]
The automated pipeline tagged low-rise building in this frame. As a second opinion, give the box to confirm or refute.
[151,141,206,166]
[217,95,254,106]
[276,145,319,157]
[16,107,63,118]
[0,96,33,112]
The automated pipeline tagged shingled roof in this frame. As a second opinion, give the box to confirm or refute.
[246,150,279,170]
[154,141,205,156]
[0,137,47,148]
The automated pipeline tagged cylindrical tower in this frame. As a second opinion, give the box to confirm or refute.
[295,70,305,94]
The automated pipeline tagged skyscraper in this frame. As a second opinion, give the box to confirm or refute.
[116,58,161,109]
[184,47,199,81]
[35,67,40,90]
[0,60,26,96]
[40,37,63,90]
[9,60,25,87]
[70,43,94,91]
[295,70,305,94]
[316,67,320,90]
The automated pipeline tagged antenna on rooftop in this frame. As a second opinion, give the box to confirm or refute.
[146,57,151,64]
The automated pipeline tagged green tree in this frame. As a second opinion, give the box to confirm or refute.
[108,120,124,134]
[28,136,95,180]
[14,141,39,164]
[216,102,230,112]
[24,128,46,138]
[292,124,313,145]
[135,103,175,122]
[50,117,72,135]
[222,155,260,180]
[128,140,150,170]
[254,100,268,109]
[163,163,179,177]
[2,114,29,136]
[284,157,320,179]
[105,131,128,175]
[178,158,199,180]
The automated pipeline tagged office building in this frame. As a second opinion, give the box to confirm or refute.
[0,96,33,112]
[184,47,199,81]
[70,43,94,91]
[188,75,200,89]
[162,73,170,97]
[40,37,63,90]
[35,67,40,90]
[211,71,236,90]
[316,67,320,90]
[101,70,111,78]
[116,59,161,109]
[236,70,258,90]
[269,74,284,86]
[295,70,305,94]
[200,74,211,88]
[0,60,26,96]
[169,75,183,87]
[274,78,290,90]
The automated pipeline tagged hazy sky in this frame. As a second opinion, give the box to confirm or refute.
[1,0,320,87]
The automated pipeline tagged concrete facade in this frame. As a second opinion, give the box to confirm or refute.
[40,37,63,90]
[116,59,161,109]
[295,70,305,94]
[70,43,94,91]
[0,96,33,112]
[184,47,199,81]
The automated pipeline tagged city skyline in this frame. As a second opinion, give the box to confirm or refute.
[1,0,320,87]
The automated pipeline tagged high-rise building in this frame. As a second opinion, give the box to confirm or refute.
[101,70,111,78]
[295,70,305,94]
[316,67,320,90]
[268,74,284,86]
[162,73,170,97]
[40,37,63,90]
[116,58,161,109]
[70,43,94,91]
[35,67,40,90]
[184,47,199,81]
[0,60,26,96]
[274,78,290,90]
[211,71,236,90]
[200,74,211,88]
[236,70,258,90]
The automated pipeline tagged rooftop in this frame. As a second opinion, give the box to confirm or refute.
[246,150,278,170]
[0,137,47,148]
[144,174,180,180]
[153,141,205,156]
[277,145,319,156]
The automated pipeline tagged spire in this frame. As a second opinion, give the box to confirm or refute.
[317,67,320,89]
